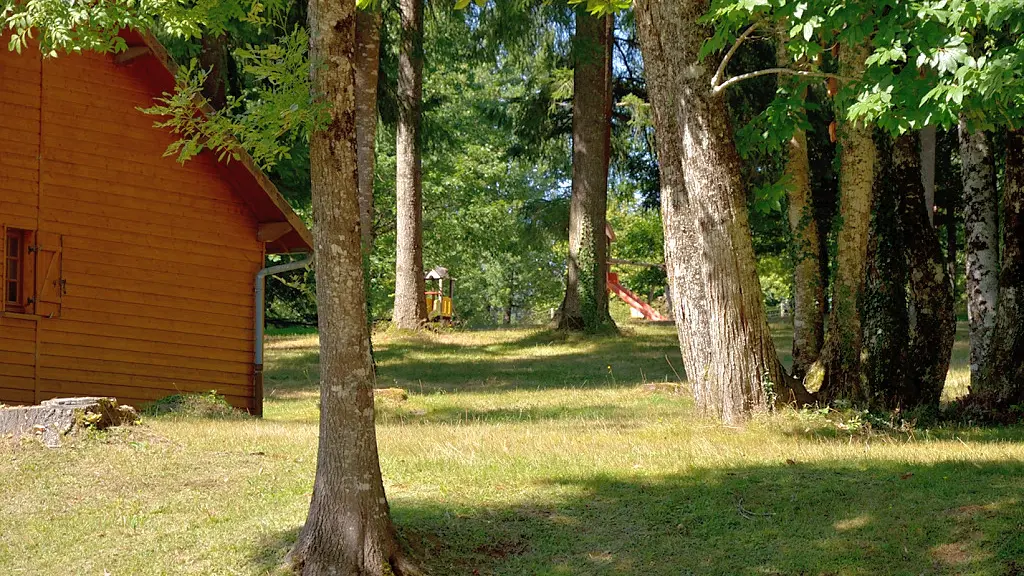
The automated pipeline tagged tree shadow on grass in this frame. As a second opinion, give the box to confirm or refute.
[263,328,685,398]
[246,459,1024,575]
[374,403,647,426]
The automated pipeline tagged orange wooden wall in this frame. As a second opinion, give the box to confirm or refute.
[1,46,264,411]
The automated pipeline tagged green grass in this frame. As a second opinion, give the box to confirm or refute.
[2,321,1022,575]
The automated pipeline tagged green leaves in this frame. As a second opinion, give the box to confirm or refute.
[453,0,488,9]
[140,28,327,170]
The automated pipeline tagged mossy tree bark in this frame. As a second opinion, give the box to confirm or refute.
[811,40,875,405]
[777,36,824,378]
[286,1,417,574]
[392,0,427,330]
[974,128,1024,412]
[959,120,1000,385]
[558,10,615,332]
[896,133,955,409]
[861,134,909,407]
[634,0,811,424]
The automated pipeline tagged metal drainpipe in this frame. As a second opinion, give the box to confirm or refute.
[253,253,314,417]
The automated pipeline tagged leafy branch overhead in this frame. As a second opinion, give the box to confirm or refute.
[704,0,1024,132]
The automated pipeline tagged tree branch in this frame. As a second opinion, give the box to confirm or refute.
[710,22,760,91]
[712,68,853,95]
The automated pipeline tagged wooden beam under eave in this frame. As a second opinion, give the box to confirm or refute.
[258,222,293,243]
[114,46,152,66]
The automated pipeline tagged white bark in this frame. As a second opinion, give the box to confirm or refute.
[959,120,999,385]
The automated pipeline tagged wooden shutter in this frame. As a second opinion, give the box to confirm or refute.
[33,231,63,318]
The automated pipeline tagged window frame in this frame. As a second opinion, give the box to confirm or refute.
[4,228,28,312]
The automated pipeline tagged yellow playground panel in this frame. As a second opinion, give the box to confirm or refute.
[425,266,455,323]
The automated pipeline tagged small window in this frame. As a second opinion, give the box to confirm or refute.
[5,229,26,309]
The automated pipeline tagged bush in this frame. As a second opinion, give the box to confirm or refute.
[145,391,246,419]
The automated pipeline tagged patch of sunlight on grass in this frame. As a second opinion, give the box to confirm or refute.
[2,321,1021,576]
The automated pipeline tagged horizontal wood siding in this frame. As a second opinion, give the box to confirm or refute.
[0,43,41,404]
[1,45,264,411]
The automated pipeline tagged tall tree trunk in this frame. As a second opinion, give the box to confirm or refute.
[392,0,427,330]
[920,125,937,226]
[504,270,515,325]
[288,2,415,574]
[558,10,614,332]
[199,32,229,110]
[861,134,909,408]
[355,9,382,258]
[896,133,955,409]
[811,40,876,405]
[947,198,959,302]
[634,0,810,424]
[959,120,999,385]
[777,36,824,378]
[974,129,1024,411]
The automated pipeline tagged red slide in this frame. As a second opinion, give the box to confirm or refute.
[607,272,668,321]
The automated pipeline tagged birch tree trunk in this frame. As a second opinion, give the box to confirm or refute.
[355,9,382,258]
[392,0,427,329]
[959,119,999,385]
[896,133,955,409]
[920,125,937,226]
[287,2,415,573]
[558,10,614,332]
[974,128,1024,411]
[811,40,875,405]
[777,37,824,378]
[634,0,810,424]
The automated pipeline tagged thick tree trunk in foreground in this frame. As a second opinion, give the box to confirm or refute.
[861,135,908,407]
[392,0,427,329]
[896,133,955,409]
[974,129,1024,411]
[811,40,875,405]
[355,9,382,257]
[558,10,614,332]
[634,0,810,424]
[959,120,1000,385]
[286,2,413,574]
[777,39,824,378]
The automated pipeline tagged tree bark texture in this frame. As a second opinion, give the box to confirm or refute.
[974,129,1024,411]
[920,125,937,226]
[634,0,809,424]
[811,40,875,406]
[392,0,427,329]
[777,37,824,378]
[959,120,999,385]
[896,133,955,409]
[355,9,382,258]
[199,32,229,110]
[861,134,909,408]
[287,2,411,573]
[558,10,614,332]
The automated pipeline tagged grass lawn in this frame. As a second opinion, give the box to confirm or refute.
[2,320,1023,575]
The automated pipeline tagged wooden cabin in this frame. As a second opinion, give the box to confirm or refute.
[0,31,313,415]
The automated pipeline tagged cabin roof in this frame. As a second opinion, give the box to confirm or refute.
[114,30,314,255]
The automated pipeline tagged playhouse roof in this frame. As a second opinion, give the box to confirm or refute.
[113,30,314,254]
[426,267,451,280]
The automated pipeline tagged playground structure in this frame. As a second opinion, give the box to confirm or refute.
[425,266,455,323]
[605,224,668,321]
